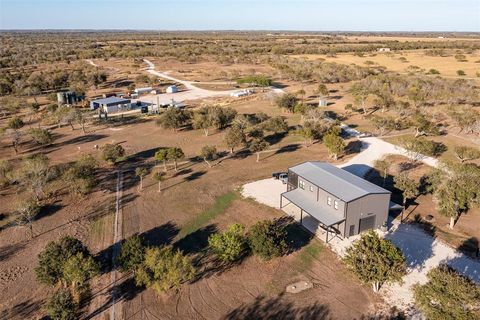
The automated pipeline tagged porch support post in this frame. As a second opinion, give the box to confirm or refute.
[326,227,329,243]
[300,209,303,224]
[280,195,282,208]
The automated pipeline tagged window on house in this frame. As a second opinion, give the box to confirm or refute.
[299,180,305,190]
[309,185,314,192]
[327,197,332,206]
[334,200,339,210]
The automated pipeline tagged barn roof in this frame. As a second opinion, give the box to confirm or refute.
[289,162,390,202]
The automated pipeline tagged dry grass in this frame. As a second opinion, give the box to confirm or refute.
[293,50,480,79]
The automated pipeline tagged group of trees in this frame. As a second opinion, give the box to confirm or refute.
[116,234,195,294]
[1,150,99,239]
[36,236,100,319]
[154,147,184,172]
[269,56,375,83]
[192,105,237,136]
[208,219,289,263]
[236,75,272,87]
[398,136,447,162]
[0,61,107,97]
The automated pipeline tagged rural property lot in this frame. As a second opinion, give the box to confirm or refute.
[0,113,378,319]
[1,30,480,320]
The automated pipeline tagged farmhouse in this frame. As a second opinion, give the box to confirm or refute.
[378,47,391,52]
[280,162,391,242]
[90,97,131,113]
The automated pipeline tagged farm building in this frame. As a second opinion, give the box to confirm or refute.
[319,99,328,107]
[280,162,392,242]
[166,85,178,93]
[90,97,131,113]
[377,47,391,52]
[134,87,153,95]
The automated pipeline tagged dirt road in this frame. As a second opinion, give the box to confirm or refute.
[142,59,238,105]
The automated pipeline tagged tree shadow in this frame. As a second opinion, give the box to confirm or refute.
[340,163,373,178]
[185,170,207,181]
[143,221,180,247]
[222,294,331,320]
[54,134,108,147]
[231,148,252,160]
[0,241,27,262]
[265,132,288,145]
[345,140,363,155]
[384,222,435,270]
[83,275,144,320]
[174,224,217,255]
[129,147,161,162]
[283,217,314,253]
[0,299,42,320]
[275,144,301,155]
[35,201,64,221]
[440,254,480,284]
[457,237,479,259]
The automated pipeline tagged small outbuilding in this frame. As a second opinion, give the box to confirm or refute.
[134,87,153,95]
[230,89,253,98]
[319,99,328,107]
[90,97,131,113]
[166,85,178,93]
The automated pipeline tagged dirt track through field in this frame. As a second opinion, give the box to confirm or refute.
[110,171,123,320]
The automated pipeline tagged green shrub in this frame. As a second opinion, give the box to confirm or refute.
[101,143,125,164]
[45,289,78,320]
[248,219,288,260]
[343,231,406,292]
[208,224,248,262]
[116,234,146,272]
[135,246,195,293]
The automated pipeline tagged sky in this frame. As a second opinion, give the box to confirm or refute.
[0,0,479,31]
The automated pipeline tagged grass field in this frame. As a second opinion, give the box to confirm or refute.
[178,191,238,237]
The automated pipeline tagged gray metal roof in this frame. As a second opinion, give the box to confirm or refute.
[282,189,345,226]
[289,162,390,202]
[91,97,131,105]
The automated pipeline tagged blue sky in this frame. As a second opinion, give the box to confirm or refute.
[0,0,479,31]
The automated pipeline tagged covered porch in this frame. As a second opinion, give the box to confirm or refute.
[280,189,346,243]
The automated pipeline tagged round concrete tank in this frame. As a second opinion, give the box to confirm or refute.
[57,92,66,104]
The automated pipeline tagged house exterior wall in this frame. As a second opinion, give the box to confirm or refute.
[344,193,390,237]
[290,174,347,237]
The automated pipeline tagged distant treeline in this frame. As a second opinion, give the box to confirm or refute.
[1,31,479,68]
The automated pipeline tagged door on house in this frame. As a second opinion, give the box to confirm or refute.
[358,215,376,233]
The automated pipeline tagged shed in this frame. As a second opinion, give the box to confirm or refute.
[319,99,328,107]
[134,87,153,95]
[166,85,178,93]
